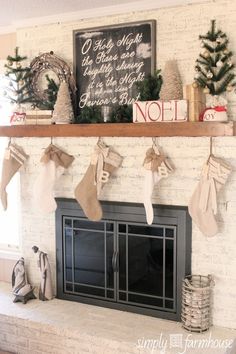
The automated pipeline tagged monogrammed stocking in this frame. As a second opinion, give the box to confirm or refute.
[75,141,122,221]
[143,147,173,225]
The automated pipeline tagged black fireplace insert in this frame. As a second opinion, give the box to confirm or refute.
[56,199,191,321]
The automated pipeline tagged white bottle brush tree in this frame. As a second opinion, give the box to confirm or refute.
[193,20,236,97]
[52,81,74,123]
[4,47,34,110]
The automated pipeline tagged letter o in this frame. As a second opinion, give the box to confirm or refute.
[82,39,92,55]
[148,102,161,121]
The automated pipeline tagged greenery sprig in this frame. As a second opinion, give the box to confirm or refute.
[33,74,59,110]
[76,106,102,123]
[135,69,163,101]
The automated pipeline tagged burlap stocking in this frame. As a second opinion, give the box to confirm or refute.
[188,155,231,237]
[75,141,123,221]
[143,147,173,225]
[0,143,28,210]
[33,144,74,213]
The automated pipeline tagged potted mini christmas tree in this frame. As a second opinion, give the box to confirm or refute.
[4,47,34,124]
[193,20,236,121]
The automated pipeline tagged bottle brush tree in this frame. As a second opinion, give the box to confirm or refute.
[160,60,183,100]
[193,19,236,95]
[52,81,74,123]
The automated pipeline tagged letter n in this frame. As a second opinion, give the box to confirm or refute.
[133,102,147,122]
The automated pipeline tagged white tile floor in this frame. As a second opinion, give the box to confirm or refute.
[0,282,235,354]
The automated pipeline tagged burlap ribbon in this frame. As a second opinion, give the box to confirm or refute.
[143,148,165,170]
[143,147,173,177]
[40,144,74,168]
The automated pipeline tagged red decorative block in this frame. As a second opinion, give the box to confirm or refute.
[10,111,26,125]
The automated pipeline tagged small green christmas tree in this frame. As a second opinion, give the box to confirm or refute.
[193,20,236,95]
[4,47,34,107]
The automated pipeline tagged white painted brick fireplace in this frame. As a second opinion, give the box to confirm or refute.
[2,0,236,331]
[15,134,236,330]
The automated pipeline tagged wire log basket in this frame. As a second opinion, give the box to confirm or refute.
[181,274,214,333]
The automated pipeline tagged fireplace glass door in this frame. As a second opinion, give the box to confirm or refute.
[62,217,176,312]
[56,200,191,321]
[118,223,176,312]
[63,217,116,300]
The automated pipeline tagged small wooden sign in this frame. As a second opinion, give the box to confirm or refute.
[133,100,188,123]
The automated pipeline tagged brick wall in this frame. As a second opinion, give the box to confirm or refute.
[0,258,16,283]
[0,33,16,60]
[8,0,236,329]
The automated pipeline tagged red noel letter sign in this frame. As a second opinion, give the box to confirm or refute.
[133,100,188,123]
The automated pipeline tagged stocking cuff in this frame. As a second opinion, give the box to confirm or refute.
[91,143,123,196]
[91,144,123,168]
[9,144,28,165]
[104,150,123,168]
[199,156,231,215]
[202,156,231,185]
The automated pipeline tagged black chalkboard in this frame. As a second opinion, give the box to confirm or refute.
[73,21,156,114]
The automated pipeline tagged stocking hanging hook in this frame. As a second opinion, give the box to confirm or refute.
[209,137,213,156]
[97,137,104,146]
[152,137,161,154]
[8,137,11,147]
[152,137,158,147]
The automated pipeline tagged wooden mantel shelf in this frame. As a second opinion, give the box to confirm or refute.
[0,121,235,137]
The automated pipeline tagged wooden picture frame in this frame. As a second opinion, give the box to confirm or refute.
[73,20,156,117]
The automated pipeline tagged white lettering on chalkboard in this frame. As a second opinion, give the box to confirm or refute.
[95,52,118,64]
[93,39,114,53]
[117,33,143,50]
[75,22,155,110]
[81,39,92,55]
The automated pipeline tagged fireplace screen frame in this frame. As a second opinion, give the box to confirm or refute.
[56,199,191,321]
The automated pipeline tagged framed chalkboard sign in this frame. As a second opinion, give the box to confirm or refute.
[73,20,156,117]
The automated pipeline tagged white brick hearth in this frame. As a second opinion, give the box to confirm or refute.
[0,282,235,354]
